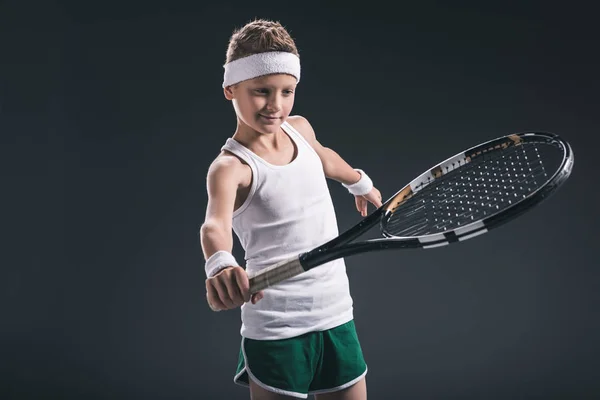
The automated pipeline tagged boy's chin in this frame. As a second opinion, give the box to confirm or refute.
[254,121,282,135]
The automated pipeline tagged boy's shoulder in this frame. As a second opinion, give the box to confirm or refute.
[286,115,317,142]
[207,151,250,181]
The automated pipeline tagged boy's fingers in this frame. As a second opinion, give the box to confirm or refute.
[356,197,366,215]
[233,267,251,302]
[207,295,225,312]
[251,291,264,304]
[206,283,225,311]
[366,190,382,208]
[223,275,244,306]
[213,279,236,309]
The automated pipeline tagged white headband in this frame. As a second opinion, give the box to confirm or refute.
[222,51,301,88]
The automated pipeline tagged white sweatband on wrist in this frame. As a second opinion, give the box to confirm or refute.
[222,51,301,88]
[205,250,239,278]
[342,169,373,196]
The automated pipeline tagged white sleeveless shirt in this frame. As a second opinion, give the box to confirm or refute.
[221,121,353,340]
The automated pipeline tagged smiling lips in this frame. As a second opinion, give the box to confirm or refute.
[260,114,280,120]
[259,114,280,124]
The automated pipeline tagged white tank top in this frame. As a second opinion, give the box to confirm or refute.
[221,121,353,340]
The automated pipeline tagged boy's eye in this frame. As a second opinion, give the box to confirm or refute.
[252,88,294,95]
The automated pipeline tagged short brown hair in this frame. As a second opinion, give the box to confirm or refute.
[225,19,299,64]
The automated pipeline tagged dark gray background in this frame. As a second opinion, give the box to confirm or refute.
[2,1,599,399]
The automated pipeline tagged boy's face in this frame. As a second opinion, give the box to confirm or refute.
[225,74,297,135]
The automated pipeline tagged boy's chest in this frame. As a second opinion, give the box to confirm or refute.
[254,164,328,220]
[254,141,297,167]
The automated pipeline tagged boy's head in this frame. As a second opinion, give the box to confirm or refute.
[225,19,299,65]
[223,19,300,134]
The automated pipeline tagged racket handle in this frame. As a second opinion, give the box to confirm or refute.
[248,255,305,293]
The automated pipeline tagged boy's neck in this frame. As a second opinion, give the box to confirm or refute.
[232,122,288,153]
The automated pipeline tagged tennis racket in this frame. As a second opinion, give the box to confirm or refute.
[248,131,574,293]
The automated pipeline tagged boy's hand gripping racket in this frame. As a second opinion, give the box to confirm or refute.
[248,132,574,293]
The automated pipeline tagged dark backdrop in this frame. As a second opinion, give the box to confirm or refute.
[2,1,599,399]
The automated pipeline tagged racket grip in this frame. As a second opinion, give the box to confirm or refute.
[248,255,305,293]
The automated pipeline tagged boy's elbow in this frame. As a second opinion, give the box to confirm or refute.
[200,220,224,237]
[323,161,337,179]
[201,219,233,241]
[200,220,233,254]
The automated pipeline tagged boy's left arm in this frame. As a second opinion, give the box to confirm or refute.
[288,116,383,216]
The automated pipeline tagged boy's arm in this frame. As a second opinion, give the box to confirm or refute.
[287,115,361,185]
[200,156,263,311]
[287,116,383,215]
[200,156,238,260]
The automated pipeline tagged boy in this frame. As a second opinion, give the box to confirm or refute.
[201,19,382,400]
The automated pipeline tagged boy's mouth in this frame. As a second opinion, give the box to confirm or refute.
[259,114,279,120]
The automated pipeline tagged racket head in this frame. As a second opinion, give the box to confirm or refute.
[379,132,574,247]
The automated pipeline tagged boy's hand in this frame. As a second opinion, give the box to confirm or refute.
[205,266,264,312]
[355,187,383,217]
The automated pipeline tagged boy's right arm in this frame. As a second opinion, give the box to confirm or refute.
[200,156,263,311]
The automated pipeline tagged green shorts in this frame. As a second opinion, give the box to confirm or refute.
[233,320,367,399]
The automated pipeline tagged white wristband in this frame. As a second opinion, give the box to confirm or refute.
[342,169,373,196]
[205,250,239,278]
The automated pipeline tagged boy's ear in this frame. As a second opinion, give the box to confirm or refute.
[223,86,234,100]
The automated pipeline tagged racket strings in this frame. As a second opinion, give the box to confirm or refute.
[385,143,552,237]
